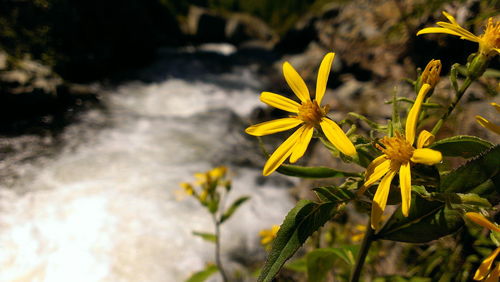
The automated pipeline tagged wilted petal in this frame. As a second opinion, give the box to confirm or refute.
[358,156,391,195]
[290,125,314,163]
[474,247,500,280]
[399,162,411,217]
[260,91,301,113]
[320,118,357,157]
[263,126,304,176]
[283,62,310,103]
[316,52,335,105]
[416,130,435,149]
[466,212,500,232]
[492,102,500,113]
[406,84,430,145]
[371,169,397,230]
[411,148,442,165]
[245,118,303,136]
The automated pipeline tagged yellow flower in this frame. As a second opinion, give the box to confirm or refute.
[259,225,280,246]
[466,212,500,281]
[359,84,443,229]
[195,166,228,186]
[245,52,356,176]
[351,224,367,243]
[420,59,442,89]
[476,103,500,135]
[417,11,500,57]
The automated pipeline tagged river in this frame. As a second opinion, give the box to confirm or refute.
[0,45,295,282]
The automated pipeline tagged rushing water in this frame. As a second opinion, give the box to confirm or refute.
[0,46,295,281]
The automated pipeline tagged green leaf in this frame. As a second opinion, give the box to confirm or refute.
[185,264,219,282]
[412,186,491,208]
[277,164,361,179]
[378,195,463,243]
[192,231,217,243]
[306,249,337,282]
[258,200,338,282]
[220,196,250,223]
[440,145,500,193]
[348,112,387,131]
[284,257,307,273]
[429,135,493,158]
[304,246,360,282]
[313,186,355,203]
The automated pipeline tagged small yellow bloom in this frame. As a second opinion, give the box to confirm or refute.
[195,166,228,186]
[245,52,356,176]
[417,11,500,57]
[259,225,280,246]
[359,84,443,229]
[466,212,500,281]
[420,59,442,89]
[351,224,367,243]
[476,103,500,135]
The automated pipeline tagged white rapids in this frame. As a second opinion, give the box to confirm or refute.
[0,46,295,282]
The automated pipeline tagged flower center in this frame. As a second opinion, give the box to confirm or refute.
[479,18,500,56]
[377,134,414,164]
[297,100,327,125]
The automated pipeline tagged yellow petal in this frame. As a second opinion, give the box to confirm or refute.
[316,52,335,105]
[399,162,411,217]
[466,212,500,232]
[358,156,391,195]
[474,247,500,280]
[442,11,458,25]
[320,118,357,156]
[476,115,500,135]
[245,118,303,136]
[260,91,300,113]
[283,62,310,103]
[411,148,442,165]
[485,263,500,282]
[436,22,479,42]
[492,103,500,113]
[290,125,314,163]
[371,168,397,230]
[406,84,430,145]
[263,126,304,176]
[416,130,435,149]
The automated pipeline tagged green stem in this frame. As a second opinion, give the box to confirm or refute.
[431,77,473,136]
[213,215,229,282]
[349,219,375,282]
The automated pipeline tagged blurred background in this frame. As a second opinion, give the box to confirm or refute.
[0,0,498,281]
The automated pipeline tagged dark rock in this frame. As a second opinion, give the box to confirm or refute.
[186,6,227,43]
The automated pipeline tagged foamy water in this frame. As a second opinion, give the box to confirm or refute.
[0,47,295,282]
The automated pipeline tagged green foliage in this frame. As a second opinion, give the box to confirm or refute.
[306,246,359,282]
[277,164,361,179]
[185,264,219,282]
[220,196,250,223]
[378,195,463,243]
[440,145,500,193]
[258,200,338,282]
[429,135,493,158]
[192,231,217,243]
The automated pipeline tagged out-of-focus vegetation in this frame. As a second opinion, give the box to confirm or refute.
[0,0,333,81]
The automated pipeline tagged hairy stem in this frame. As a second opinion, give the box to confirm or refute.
[349,219,375,282]
[431,77,473,136]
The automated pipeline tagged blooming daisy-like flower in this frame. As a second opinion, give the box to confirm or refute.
[466,212,500,281]
[476,102,500,135]
[359,84,443,229]
[245,52,356,176]
[417,11,500,57]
